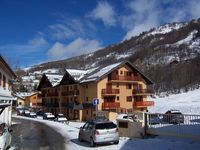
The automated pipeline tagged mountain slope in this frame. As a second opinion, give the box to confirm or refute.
[16,18,200,93]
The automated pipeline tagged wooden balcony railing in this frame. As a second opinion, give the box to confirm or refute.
[133,101,154,107]
[46,93,58,97]
[101,89,120,95]
[111,75,141,81]
[61,90,80,96]
[102,102,120,109]
[132,89,154,95]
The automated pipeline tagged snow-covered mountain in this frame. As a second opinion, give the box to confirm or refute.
[16,18,200,93]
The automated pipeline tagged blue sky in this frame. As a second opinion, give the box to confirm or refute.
[0,0,200,68]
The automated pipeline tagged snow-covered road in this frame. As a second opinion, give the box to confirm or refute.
[12,114,200,150]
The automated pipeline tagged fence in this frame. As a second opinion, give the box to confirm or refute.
[146,113,200,140]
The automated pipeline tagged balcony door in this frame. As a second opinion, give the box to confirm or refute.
[106,83,112,93]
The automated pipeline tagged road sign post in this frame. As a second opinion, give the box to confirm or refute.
[93,98,99,117]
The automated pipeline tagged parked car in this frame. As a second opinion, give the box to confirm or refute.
[54,114,69,124]
[16,108,25,116]
[78,121,119,147]
[29,112,37,118]
[43,112,55,120]
[0,123,12,150]
[163,110,184,124]
[36,110,44,116]
[24,110,30,117]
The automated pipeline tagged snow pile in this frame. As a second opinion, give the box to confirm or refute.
[149,89,200,114]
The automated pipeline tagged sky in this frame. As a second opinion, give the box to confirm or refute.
[0,0,200,68]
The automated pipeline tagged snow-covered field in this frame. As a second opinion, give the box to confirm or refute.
[149,89,200,115]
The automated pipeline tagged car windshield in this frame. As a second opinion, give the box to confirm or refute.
[95,122,117,129]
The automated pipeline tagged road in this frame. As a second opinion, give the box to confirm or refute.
[11,118,66,150]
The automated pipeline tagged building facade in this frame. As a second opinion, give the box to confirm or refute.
[0,54,17,125]
[38,61,154,121]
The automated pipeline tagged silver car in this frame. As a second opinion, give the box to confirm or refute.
[78,121,119,147]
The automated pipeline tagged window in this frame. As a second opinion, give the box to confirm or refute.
[3,75,6,88]
[126,84,132,89]
[117,96,119,101]
[86,97,88,102]
[116,70,118,75]
[85,84,88,88]
[86,110,89,115]
[126,96,132,102]
[120,71,123,75]
[116,83,119,88]
[134,96,143,102]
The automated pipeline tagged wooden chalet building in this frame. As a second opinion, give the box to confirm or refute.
[38,61,154,121]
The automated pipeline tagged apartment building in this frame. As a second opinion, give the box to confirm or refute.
[38,61,154,121]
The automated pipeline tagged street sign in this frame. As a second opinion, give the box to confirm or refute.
[93,98,99,105]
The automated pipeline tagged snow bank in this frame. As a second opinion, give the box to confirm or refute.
[149,89,200,114]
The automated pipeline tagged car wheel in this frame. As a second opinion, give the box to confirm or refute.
[78,134,83,142]
[90,137,95,147]
[114,141,119,144]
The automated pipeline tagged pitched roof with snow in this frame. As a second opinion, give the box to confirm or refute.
[80,61,153,84]
[80,62,121,83]
[45,74,63,87]
[66,69,88,81]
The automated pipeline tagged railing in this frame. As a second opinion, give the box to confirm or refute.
[101,89,120,95]
[61,90,79,96]
[102,102,120,110]
[46,93,58,97]
[133,101,154,107]
[132,89,154,95]
[111,75,141,81]
[147,113,200,140]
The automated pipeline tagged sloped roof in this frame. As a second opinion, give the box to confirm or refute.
[45,74,63,87]
[66,69,88,81]
[80,62,121,83]
[80,61,153,84]
[0,54,17,78]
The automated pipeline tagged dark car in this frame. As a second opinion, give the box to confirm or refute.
[163,110,184,124]
[78,121,119,147]
[36,110,44,116]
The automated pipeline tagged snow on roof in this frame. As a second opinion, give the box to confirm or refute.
[43,69,60,74]
[16,92,35,98]
[46,74,63,87]
[66,69,88,81]
[81,62,121,83]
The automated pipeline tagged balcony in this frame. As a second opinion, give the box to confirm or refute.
[132,89,154,95]
[46,93,58,97]
[61,90,80,96]
[101,89,120,95]
[133,101,154,107]
[110,75,141,82]
[102,102,120,110]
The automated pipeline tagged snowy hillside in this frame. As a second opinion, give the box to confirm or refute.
[149,89,200,115]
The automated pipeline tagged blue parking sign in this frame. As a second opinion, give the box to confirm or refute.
[93,98,99,105]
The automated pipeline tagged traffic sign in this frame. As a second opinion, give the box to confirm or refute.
[93,98,99,105]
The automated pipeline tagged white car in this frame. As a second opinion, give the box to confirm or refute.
[43,112,55,120]
[54,114,69,124]
[0,123,12,149]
